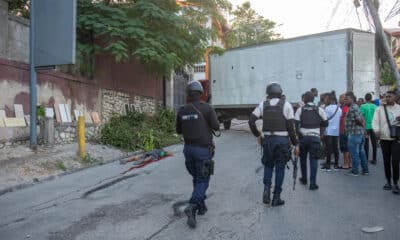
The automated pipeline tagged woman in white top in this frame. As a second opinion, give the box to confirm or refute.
[322,91,342,170]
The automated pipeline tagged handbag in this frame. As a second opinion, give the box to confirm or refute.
[383,105,400,139]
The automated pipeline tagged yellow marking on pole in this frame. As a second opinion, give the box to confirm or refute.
[78,116,86,159]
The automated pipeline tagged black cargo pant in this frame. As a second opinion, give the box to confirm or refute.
[364,129,377,162]
[325,135,339,167]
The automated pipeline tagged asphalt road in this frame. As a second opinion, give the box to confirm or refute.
[0,127,399,240]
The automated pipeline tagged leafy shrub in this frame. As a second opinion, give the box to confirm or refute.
[101,115,134,149]
[100,109,180,151]
[153,109,176,133]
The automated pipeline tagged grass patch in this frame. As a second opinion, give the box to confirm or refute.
[81,153,98,165]
[54,161,67,171]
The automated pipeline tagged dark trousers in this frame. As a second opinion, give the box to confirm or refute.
[299,136,320,185]
[380,140,400,185]
[262,136,290,194]
[364,129,377,161]
[325,136,339,167]
[184,145,211,207]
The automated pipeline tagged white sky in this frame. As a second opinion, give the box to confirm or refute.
[229,0,400,38]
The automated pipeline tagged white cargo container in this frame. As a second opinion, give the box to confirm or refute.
[209,29,377,129]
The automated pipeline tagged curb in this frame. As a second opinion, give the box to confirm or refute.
[0,150,143,197]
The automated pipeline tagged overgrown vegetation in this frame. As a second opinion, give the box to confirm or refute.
[380,62,396,86]
[8,0,232,77]
[100,109,180,151]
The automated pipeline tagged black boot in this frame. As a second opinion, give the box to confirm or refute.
[184,204,197,228]
[197,201,208,215]
[263,186,271,204]
[299,177,307,185]
[271,193,285,207]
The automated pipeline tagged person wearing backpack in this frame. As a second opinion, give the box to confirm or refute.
[295,91,328,190]
[372,90,400,194]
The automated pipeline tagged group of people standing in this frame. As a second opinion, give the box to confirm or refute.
[314,89,400,195]
[176,80,400,229]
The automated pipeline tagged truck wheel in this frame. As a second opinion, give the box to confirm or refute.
[223,120,231,130]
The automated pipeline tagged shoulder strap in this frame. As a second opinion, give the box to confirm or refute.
[384,105,392,129]
[190,103,221,137]
[326,105,339,121]
[278,99,285,107]
[263,100,270,108]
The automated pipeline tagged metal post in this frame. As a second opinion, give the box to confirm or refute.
[29,0,37,148]
[365,0,400,90]
[78,116,86,159]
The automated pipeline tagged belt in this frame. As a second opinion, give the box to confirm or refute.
[184,142,210,148]
[263,132,289,137]
[303,133,320,137]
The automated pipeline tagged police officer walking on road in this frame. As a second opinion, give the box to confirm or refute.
[248,83,299,207]
[295,91,328,190]
[176,80,220,228]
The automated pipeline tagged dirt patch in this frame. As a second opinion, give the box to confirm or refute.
[0,143,132,192]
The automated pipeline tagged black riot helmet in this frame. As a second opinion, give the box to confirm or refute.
[186,80,204,95]
[266,82,282,97]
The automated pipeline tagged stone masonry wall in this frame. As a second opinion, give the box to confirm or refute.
[102,89,161,122]
[132,95,160,114]
[101,89,130,122]
[54,123,101,145]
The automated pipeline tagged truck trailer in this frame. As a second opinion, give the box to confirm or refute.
[209,28,377,129]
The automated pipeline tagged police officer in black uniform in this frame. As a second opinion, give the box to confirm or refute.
[176,80,219,228]
[248,83,299,207]
[294,91,328,190]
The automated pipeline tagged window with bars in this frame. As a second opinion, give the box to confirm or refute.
[194,65,206,73]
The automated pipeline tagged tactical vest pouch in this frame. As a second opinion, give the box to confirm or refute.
[203,159,214,176]
[310,138,323,159]
[277,145,291,163]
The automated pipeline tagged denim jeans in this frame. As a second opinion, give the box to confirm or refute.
[347,134,368,174]
[262,136,290,194]
[299,136,320,185]
[183,145,211,207]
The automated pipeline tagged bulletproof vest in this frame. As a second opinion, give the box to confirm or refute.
[300,104,321,129]
[262,99,287,132]
[179,102,212,146]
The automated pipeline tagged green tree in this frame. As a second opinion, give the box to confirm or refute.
[77,0,210,75]
[225,1,281,48]
[8,0,214,76]
[8,0,30,18]
[178,0,231,47]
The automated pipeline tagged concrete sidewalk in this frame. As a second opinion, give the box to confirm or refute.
[0,143,134,195]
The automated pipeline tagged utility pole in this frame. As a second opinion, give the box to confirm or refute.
[365,0,400,90]
[29,0,37,149]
